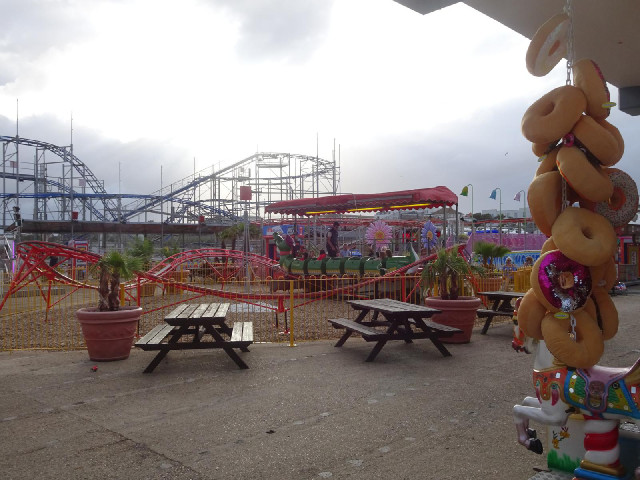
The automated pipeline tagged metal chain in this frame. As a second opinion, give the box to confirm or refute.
[561,0,574,205]
[569,314,577,341]
[565,0,574,85]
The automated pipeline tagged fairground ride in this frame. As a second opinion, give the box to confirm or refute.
[1,135,340,234]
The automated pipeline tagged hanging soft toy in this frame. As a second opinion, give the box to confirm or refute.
[512,5,640,477]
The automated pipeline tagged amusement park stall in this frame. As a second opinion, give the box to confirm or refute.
[264,186,460,246]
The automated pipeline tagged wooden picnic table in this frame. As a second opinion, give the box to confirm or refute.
[476,291,525,334]
[328,298,462,362]
[135,303,253,373]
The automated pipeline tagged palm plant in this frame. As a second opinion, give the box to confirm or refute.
[219,222,261,251]
[472,241,511,269]
[421,247,482,300]
[129,238,154,270]
[95,251,143,311]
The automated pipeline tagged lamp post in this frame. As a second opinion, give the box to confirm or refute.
[460,184,474,249]
[514,190,526,250]
[490,187,502,246]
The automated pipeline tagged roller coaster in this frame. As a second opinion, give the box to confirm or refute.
[1,135,340,229]
[0,240,432,319]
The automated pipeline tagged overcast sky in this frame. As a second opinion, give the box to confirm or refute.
[1,0,639,215]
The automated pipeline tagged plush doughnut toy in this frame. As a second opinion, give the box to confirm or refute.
[573,59,615,120]
[589,257,617,291]
[541,309,605,368]
[526,13,570,77]
[551,207,617,266]
[522,86,587,144]
[591,286,619,340]
[531,249,592,313]
[580,168,639,227]
[556,146,614,203]
[571,115,624,166]
[528,171,574,236]
[517,288,548,340]
[541,236,558,254]
[535,146,559,177]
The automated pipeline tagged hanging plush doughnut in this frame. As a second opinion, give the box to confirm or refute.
[522,86,587,144]
[531,249,592,313]
[580,168,639,228]
[517,288,548,340]
[535,146,560,177]
[591,286,619,340]
[532,141,559,158]
[541,309,605,368]
[541,236,558,254]
[556,146,614,203]
[589,257,617,291]
[526,12,570,77]
[551,207,617,266]
[571,115,625,166]
[528,171,565,236]
[572,58,615,120]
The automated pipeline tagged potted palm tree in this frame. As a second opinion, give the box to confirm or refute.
[76,251,143,361]
[129,238,156,297]
[472,241,511,292]
[422,247,483,343]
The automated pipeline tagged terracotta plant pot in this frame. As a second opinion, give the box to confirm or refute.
[424,296,481,344]
[76,306,142,361]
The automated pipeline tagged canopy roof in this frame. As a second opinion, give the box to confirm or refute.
[264,187,458,216]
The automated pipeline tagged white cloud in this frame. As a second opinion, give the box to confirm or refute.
[1,0,638,216]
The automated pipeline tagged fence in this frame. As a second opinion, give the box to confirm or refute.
[0,274,423,352]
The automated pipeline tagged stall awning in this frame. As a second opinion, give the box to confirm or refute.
[264,187,458,216]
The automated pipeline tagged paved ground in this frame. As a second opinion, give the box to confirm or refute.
[1,288,639,480]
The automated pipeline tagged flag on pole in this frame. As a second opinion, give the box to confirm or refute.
[460,186,469,197]
[514,191,521,202]
[489,189,497,200]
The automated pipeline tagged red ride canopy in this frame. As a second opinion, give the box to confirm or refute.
[264,187,458,216]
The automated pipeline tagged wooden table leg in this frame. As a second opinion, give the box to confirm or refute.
[365,339,388,362]
[142,327,185,374]
[222,346,249,369]
[143,349,169,373]
[334,330,353,347]
[429,335,453,357]
[206,325,250,369]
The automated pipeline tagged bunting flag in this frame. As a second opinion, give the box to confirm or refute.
[489,189,497,200]
[514,191,521,202]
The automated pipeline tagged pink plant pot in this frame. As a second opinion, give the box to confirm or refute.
[424,296,482,343]
[76,306,142,361]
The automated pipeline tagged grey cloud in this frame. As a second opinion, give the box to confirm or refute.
[203,0,333,63]
[0,114,190,196]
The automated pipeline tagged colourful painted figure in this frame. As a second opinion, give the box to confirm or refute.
[513,329,640,478]
[273,231,419,276]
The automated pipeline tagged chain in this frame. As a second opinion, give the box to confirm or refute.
[569,314,577,341]
[565,0,574,85]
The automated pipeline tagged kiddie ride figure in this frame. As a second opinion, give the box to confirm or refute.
[272,231,418,277]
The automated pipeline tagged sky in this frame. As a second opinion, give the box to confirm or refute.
[1,0,639,217]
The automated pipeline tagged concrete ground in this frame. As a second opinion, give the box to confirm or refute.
[1,288,639,480]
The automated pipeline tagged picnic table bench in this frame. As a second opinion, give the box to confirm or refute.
[477,291,525,334]
[135,303,253,373]
[329,298,461,362]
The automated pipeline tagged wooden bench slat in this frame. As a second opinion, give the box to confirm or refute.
[476,308,513,318]
[329,318,385,339]
[203,303,220,317]
[231,322,254,343]
[164,304,189,320]
[135,324,175,347]
[421,319,463,333]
